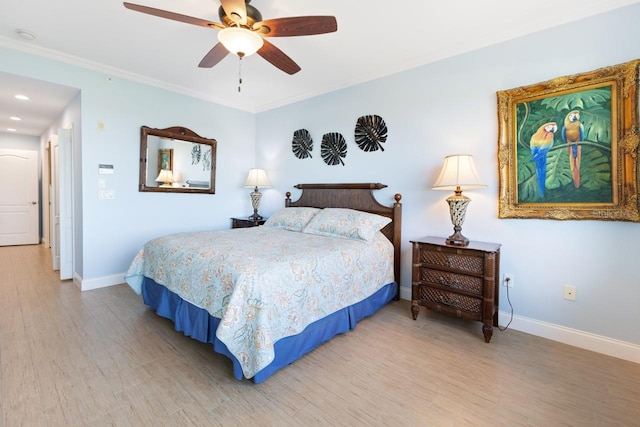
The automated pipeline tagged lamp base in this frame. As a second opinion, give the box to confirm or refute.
[445,192,471,247]
[249,187,263,221]
[446,227,469,246]
[249,211,263,221]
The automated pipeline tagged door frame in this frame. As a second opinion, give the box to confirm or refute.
[49,128,74,280]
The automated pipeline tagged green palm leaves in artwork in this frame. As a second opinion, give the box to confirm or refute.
[516,87,613,203]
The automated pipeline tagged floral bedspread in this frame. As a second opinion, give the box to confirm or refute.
[124,226,394,378]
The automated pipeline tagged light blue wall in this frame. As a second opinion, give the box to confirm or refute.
[0,47,256,283]
[256,4,640,345]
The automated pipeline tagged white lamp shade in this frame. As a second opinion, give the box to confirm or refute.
[244,168,271,188]
[432,154,486,191]
[218,27,264,57]
[155,169,174,185]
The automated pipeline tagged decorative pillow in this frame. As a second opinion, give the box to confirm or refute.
[263,207,321,232]
[302,208,392,242]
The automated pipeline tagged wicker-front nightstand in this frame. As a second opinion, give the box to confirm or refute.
[410,236,501,343]
[231,217,267,228]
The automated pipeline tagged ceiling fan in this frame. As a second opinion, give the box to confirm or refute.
[123,0,337,75]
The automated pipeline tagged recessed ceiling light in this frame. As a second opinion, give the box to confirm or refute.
[15,94,29,101]
[15,29,36,41]
[7,128,17,132]
[10,116,22,121]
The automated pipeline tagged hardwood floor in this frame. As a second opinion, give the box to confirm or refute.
[1,244,639,426]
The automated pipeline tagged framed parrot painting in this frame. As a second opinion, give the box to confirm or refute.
[157,148,173,175]
[497,59,640,222]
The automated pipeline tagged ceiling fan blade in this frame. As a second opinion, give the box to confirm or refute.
[123,2,223,29]
[198,43,230,68]
[257,40,301,75]
[220,0,247,25]
[255,16,337,37]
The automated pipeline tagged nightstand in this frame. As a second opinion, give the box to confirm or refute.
[410,236,501,343]
[231,217,267,228]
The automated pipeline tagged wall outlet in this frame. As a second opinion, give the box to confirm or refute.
[563,285,577,301]
[503,273,514,288]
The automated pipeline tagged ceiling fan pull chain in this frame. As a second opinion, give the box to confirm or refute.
[238,55,243,93]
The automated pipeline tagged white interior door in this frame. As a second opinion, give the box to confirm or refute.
[50,130,73,279]
[51,135,60,270]
[0,149,39,246]
[58,128,73,280]
[42,141,51,249]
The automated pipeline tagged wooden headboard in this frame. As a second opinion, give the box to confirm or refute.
[285,183,402,298]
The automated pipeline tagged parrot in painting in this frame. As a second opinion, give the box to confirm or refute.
[562,110,584,188]
[530,122,558,198]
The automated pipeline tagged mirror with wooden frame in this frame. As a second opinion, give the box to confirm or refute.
[139,126,217,194]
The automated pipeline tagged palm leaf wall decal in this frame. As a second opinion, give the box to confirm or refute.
[201,147,211,170]
[191,144,202,165]
[321,132,347,166]
[354,114,388,152]
[292,129,313,159]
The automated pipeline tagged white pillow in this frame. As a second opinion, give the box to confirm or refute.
[263,207,321,232]
[302,208,391,242]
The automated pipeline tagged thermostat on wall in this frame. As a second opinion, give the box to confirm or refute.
[98,164,114,174]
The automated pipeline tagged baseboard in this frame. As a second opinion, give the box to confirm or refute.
[399,285,412,301]
[76,272,125,291]
[398,287,639,364]
[498,311,640,365]
[73,272,82,289]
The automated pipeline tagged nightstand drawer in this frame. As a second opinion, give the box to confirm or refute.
[418,269,483,294]
[417,286,482,316]
[419,249,484,275]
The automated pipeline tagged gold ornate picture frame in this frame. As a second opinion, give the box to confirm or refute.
[497,59,640,222]
[157,148,173,175]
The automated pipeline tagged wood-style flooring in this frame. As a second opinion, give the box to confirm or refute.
[1,244,639,426]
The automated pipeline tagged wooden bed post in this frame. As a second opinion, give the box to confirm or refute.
[392,193,402,300]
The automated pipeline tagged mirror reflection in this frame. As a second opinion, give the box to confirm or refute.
[139,126,217,194]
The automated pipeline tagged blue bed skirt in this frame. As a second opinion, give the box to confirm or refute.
[141,277,397,383]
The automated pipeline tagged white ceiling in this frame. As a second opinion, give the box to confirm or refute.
[0,72,78,136]
[1,0,639,136]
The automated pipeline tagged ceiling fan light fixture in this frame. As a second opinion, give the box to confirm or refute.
[217,27,263,57]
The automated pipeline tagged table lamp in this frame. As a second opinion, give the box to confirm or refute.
[244,168,271,221]
[155,169,174,187]
[432,154,486,246]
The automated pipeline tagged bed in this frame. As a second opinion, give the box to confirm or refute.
[124,183,402,382]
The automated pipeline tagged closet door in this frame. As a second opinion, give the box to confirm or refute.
[0,149,39,246]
